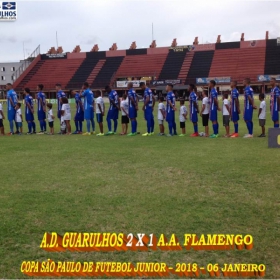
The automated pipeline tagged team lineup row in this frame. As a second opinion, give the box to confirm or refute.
[1,78,279,138]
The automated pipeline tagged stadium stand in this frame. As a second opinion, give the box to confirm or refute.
[265,39,280,75]
[12,32,280,91]
[158,49,188,80]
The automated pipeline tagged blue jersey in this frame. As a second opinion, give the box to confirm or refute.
[231,88,239,114]
[128,89,137,109]
[75,93,83,114]
[166,91,176,114]
[144,87,153,109]
[244,86,254,111]
[189,91,198,115]
[7,89,17,111]
[210,88,218,111]
[82,89,94,111]
[108,90,119,110]
[37,91,46,112]
[270,86,280,114]
[57,90,66,111]
[25,94,34,115]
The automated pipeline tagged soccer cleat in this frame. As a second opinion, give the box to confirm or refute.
[258,134,266,137]
[96,133,104,136]
[26,132,33,135]
[243,134,253,138]
[151,132,154,135]
[179,134,186,137]
[37,131,44,135]
[91,131,95,135]
[230,133,239,138]
[209,134,217,138]
[82,132,91,136]
[142,133,151,136]
[127,132,137,136]
[166,134,173,137]
[190,132,199,137]
[105,131,113,136]
[72,131,79,134]
[6,132,13,136]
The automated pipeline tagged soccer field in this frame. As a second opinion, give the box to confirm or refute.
[0,100,280,278]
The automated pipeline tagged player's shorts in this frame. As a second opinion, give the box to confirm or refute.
[84,109,93,120]
[75,112,84,122]
[158,119,164,125]
[223,115,230,126]
[96,113,103,123]
[145,108,153,121]
[122,115,129,124]
[0,119,3,127]
[202,114,209,127]
[25,113,34,122]
[38,111,46,120]
[209,109,217,122]
[16,122,22,128]
[244,109,253,121]
[8,109,16,121]
[190,112,198,123]
[259,119,266,126]
[180,122,185,129]
[231,112,239,122]
[48,121,54,128]
[271,110,279,122]
[166,111,175,122]
[107,108,119,120]
[129,107,137,119]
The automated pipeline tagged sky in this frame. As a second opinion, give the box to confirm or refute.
[0,0,280,62]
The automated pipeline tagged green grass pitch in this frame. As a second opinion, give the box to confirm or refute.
[0,100,279,278]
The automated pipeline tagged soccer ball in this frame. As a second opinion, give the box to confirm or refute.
[199,132,205,137]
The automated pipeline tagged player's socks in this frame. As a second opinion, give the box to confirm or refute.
[43,121,46,131]
[91,119,95,132]
[168,122,173,135]
[194,124,198,133]
[28,122,32,133]
[79,121,83,132]
[274,123,279,128]
[234,123,238,133]
[250,121,253,135]
[134,120,138,133]
[217,123,219,134]
[246,122,252,135]
[212,124,216,135]
[39,121,44,132]
[151,118,154,133]
[9,121,14,133]
[173,121,177,135]
[113,120,118,133]
[32,122,36,133]
[86,120,91,133]
[75,121,79,132]
[107,119,112,131]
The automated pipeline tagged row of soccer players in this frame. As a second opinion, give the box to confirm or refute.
[1,78,279,137]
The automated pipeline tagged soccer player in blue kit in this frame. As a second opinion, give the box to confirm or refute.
[230,81,240,138]
[105,85,120,135]
[127,82,138,136]
[189,84,199,137]
[23,88,36,135]
[81,82,95,136]
[55,83,66,119]
[71,89,84,134]
[37,84,46,134]
[6,83,18,135]
[243,78,257,138]
[140,82,155,136]
[269,77,280,128]
[165,83,177,137]
[209,80,220,138]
